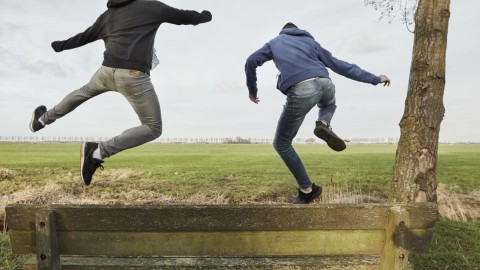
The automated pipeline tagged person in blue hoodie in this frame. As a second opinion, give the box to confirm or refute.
[245,22,390,204]
[29,0,212,186]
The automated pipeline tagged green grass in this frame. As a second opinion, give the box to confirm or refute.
[1,143,479,269]
[1,143,479,201]
[410,219,480,269]
[437,144,480,192]
[0,143,399,202]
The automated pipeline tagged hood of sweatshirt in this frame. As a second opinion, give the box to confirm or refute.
[279,28,315,40]
[107,0,136,8]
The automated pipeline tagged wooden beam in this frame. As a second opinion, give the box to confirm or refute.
[23,255,381,270]
[35,208,61,270]
[12,229,384,256]
[6,203,438,232]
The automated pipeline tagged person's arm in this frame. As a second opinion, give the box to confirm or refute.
[316,43,382,85]
[155,2,212,25]
[245,44,273,103]
[51,16,104,52]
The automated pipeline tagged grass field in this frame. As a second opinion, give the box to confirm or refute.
[1,142,479,269]
[1,143,479,200]
[0,143,400,202]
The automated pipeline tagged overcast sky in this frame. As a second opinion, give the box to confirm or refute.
[0,0,478,142]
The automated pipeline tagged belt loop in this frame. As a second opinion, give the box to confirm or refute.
[129,70,142,76]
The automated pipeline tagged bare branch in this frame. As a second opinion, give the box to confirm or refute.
[365,0,417,31]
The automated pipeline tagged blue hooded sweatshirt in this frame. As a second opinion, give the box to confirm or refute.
[245,28,381,95]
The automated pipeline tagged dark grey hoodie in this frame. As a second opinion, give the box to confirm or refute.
[51,0,212,73]
[107,0,136,8]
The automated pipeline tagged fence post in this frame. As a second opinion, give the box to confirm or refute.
[380,205,412,270]
[35,207,61,270]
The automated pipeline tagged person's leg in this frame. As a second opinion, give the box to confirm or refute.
[98,69,162,158]
[40,67,112,125]
[318,104,337,125]
[274,110,310,188]
[317,78,337,123]
[30,66,114,185]
[314,78,346,151]
[273,80,320,189]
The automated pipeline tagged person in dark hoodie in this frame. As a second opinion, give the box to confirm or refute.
[29,0,212,185]
[245,23,390,204]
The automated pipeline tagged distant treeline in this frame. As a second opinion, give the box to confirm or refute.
[1,136,478,144]
[0,136,408,144]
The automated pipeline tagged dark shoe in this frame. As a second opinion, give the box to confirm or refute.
[314,121,346,152]
[80,142,104,186]
[29,105,47,132]
[293,183,322,204]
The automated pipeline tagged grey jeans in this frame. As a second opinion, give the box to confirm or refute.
[41,66,162,158]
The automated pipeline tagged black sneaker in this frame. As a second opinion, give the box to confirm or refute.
[293,183,322,204]
[80,142,104,186]
[29,105,47,133]
[314,121,346,152]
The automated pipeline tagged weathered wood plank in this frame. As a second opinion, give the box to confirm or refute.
[34,208,61,270]
[11,230,385,256]
[10,230,35,254]
[8,227,434,257]
[6,203,438,232]
[23,255,381,270]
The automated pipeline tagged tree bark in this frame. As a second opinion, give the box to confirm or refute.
[390,0,451,203]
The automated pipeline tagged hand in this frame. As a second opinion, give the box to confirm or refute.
[249,94,260,104]
[379,75,391,87]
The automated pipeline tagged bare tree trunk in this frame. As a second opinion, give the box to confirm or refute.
[390,0,451,203]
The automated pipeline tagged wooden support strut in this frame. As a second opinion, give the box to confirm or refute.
[380,206,412,270]
[35,208,61,270]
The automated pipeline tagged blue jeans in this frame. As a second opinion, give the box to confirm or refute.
[273,77,337,188]
[41,66,162,158]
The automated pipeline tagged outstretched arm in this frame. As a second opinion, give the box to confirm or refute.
[157,2,212,25]
[245,44,273,103]
[51,16,104,52]
[316,43,382,85]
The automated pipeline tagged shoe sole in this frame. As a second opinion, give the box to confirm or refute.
[314,128,346,152]
[293,196,307,204]
[80,142,88,185]
[29,106,45,133]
